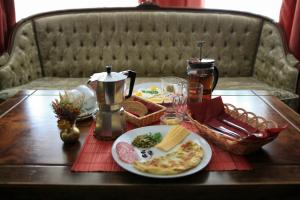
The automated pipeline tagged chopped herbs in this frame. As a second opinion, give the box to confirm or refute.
[132,132,162,148]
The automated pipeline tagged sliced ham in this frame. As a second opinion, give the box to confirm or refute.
[116,142,139,164]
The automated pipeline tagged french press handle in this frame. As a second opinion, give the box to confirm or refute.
[122,70,136,99]
[212,66,219,91]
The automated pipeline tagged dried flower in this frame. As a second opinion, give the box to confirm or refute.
[51,91,84,122]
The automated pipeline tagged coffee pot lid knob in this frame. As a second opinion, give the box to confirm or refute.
[106,65,112,74]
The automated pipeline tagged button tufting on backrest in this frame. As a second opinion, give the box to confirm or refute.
[230,26,234,33]
[46,25,50,33]
[19,45,25,51]
[178,25,182,33]
[271,44,275,50]
[59,25,63,33]
[30,12,265,78]
[192,24,195,33]
[224,41,227,47]
[73,26,77,33]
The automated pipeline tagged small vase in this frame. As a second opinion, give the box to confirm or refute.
[58,120,80,144]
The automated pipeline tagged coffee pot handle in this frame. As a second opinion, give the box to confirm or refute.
[212,66,219,91]
[122,70,136,99]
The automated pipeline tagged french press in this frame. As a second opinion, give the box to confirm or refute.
[187,41,219,102]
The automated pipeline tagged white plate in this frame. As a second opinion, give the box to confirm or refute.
[133,82,162,99]
[77,105,98,121]
[134,82,162,91]
[112,125,212,178]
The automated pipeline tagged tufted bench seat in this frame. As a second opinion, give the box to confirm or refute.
[0,5,299,110]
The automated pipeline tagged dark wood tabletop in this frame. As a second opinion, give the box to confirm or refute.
[0,90,300,200]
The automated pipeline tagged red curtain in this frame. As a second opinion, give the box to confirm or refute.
[279,0,300,60]
[139,0,205,8]
[0,0,15,55]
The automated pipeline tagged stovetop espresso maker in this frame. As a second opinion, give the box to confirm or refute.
[88,66,136,140]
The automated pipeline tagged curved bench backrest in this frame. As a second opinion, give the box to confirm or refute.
[33,10,262,77]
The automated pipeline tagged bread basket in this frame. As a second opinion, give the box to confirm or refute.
[190,103,281,155]
[124,96,166,127]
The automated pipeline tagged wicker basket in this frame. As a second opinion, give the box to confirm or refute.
[124,96,166,127]
[191,103,280,155]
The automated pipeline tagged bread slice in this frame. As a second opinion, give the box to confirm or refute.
[123,100,148,117]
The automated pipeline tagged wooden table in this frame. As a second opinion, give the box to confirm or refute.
[0,90,300,200]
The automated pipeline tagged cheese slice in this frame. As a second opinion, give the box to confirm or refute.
[156,125,190,151]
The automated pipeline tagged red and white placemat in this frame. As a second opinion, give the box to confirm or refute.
[71,122,251,172]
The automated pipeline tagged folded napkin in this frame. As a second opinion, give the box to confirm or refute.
[189,97,286,141]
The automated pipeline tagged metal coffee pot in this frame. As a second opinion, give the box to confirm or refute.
[88,66,136,140]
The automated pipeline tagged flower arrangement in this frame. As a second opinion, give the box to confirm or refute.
[51,91,84,129]
[51,91,84,143]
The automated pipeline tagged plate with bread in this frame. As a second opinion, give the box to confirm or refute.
[112,125,212,178]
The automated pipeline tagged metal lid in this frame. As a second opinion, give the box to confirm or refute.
[188,41,215,68]
[89,66,127,82]
[188,58,215,68]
